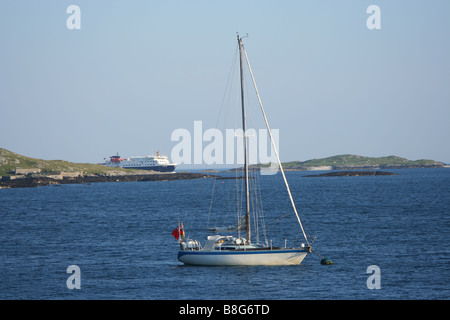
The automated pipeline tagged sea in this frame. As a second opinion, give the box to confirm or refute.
[1,168,449,301]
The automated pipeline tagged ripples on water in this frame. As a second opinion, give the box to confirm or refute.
[0,169,449,299]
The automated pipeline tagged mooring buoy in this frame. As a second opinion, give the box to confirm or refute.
[320,257,333,265]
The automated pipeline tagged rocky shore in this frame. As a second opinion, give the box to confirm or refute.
[304,171,397,177]
[0,172,213,189]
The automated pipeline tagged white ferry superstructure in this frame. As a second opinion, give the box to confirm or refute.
[102,152,176,172]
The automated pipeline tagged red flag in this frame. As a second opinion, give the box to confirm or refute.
[172,227,180,240]
[172,225,184,240]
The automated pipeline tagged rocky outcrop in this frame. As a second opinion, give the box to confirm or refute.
[304,171,397,177]
[0,172,213,189]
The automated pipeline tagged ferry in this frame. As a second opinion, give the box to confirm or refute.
[102,152,176,172]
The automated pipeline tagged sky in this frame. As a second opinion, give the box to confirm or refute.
[1,1,449,169]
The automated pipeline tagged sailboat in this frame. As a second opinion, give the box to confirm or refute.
[175,34,312,266]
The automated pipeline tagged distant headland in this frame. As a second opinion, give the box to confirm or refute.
[0,148,211,189]
[252,154,447,171]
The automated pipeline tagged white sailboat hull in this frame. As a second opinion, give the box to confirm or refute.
[178,249,308,266]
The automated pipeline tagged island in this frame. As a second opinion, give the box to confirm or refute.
[252,154,446,171]
[0,148,212,189]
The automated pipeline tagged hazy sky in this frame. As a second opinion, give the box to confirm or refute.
[1,1,449,169]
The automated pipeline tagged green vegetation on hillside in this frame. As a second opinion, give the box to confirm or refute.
[0,148,140,176]
[251,154,444,170]
[281,154,444,169]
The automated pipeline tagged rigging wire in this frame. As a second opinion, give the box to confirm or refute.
[206,38,308,248]
[242,43,311,246]
[207,42,239,231]
[216,44,239,130]
[206,177,217,229]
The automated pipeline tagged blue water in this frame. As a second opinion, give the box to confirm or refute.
[1,169,449,300]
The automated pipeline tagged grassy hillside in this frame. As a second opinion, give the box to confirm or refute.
[281,154,444,169]
[0,148,136,176]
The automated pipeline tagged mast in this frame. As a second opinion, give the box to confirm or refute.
[238,34,251,243]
